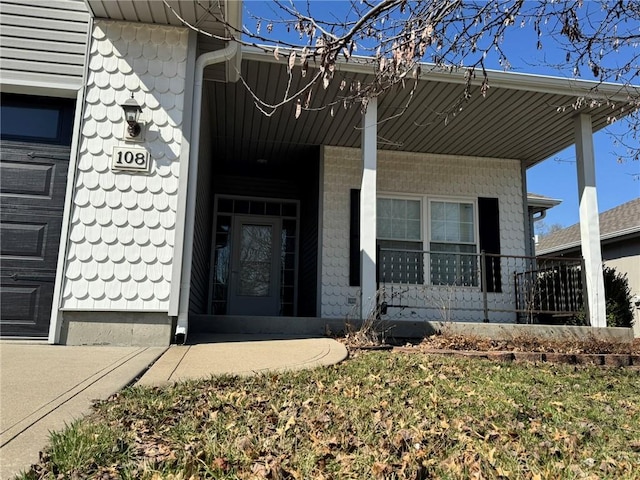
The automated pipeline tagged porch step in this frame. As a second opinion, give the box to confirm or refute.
[189,315,438,339]
[190,315,348,337]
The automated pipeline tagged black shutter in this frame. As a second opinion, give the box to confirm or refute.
[349,189,361,286]
[478,197,502,293]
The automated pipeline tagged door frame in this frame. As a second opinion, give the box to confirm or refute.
[208,195,300,316]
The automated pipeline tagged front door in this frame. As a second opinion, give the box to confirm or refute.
[227,216,282,315]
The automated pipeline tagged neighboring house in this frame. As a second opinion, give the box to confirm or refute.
[527,192,563,256]
[1,0,635,345]
[536,198,640,336]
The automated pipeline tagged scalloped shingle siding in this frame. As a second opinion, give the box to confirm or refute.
[61,20,188,310]
[320,146,525,320]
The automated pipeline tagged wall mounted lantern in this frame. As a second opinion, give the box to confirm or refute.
[121,93,143,140]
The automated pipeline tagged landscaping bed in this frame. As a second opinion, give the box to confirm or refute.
[340,329,640,367]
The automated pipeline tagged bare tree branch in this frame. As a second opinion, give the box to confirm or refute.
[165,0,640,159]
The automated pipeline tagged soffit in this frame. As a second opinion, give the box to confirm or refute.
[206,52,636,171]
[84,0,231,37]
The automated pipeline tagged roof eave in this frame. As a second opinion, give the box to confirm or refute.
[536,242,582,256]
[537,225,640,255]
[601,226,640,243]
[240,46,639,103]
[528,198,563,209]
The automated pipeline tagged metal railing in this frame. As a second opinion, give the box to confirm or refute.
[377,248,586,324]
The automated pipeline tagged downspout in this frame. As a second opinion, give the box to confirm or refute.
[520,162,532,258]
[173,42,239,344]
[530,210,547,253]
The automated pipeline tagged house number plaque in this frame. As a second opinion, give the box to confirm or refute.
[112,146,151,173]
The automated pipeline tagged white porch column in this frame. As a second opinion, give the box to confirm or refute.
[574,113,606,328]
[360,98,378,319]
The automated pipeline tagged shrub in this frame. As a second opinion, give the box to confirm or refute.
[604,266,634,328]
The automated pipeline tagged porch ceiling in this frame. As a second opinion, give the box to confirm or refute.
[207,49,637,171]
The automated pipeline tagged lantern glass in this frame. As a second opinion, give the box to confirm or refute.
[125,108,139,124]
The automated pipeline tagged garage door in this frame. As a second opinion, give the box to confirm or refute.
[0,94,74,337]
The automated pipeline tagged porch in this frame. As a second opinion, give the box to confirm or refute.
[177,50,622,339]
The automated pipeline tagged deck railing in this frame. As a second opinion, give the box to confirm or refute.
[377,248,586,324]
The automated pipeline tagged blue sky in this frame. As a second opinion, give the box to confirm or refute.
[241,1,640,230]
[526,117,639,231]
[492,11,640,231]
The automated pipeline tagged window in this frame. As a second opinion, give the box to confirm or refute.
[0,94,74,145]
[377,197,423,284]
[374,196,483,287]
[429,200,478,286]
[377,198,421,241]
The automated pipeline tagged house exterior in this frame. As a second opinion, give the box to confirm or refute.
[1,0,636,345]
[536,198,640,336]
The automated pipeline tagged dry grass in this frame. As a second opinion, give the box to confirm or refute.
[18,352,640,480]
[338,321,639,356]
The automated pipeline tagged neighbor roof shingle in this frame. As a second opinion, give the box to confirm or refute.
[536,197,640,255]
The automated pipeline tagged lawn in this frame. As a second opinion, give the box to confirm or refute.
[20,351,640,480]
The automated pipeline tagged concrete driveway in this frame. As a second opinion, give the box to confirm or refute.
[0,341,166,479]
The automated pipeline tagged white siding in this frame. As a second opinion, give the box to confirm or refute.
[604,251,640,337]
[320,146,525,321]
[61,20,189,311]
[0,0,89,89]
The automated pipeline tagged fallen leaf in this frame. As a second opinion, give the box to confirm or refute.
[211,457,229,472]
[488,447,496,465]
[295,99,301,119]
[288,51,296,71]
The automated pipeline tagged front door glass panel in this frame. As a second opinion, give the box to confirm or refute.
[239,224,272,296]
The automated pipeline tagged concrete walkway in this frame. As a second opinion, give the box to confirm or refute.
[0,335,347,479]
[136,334,349,386]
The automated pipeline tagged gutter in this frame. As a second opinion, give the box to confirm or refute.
[528,197,562,219]
[173,41,239,344]
[240,46,639,102]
